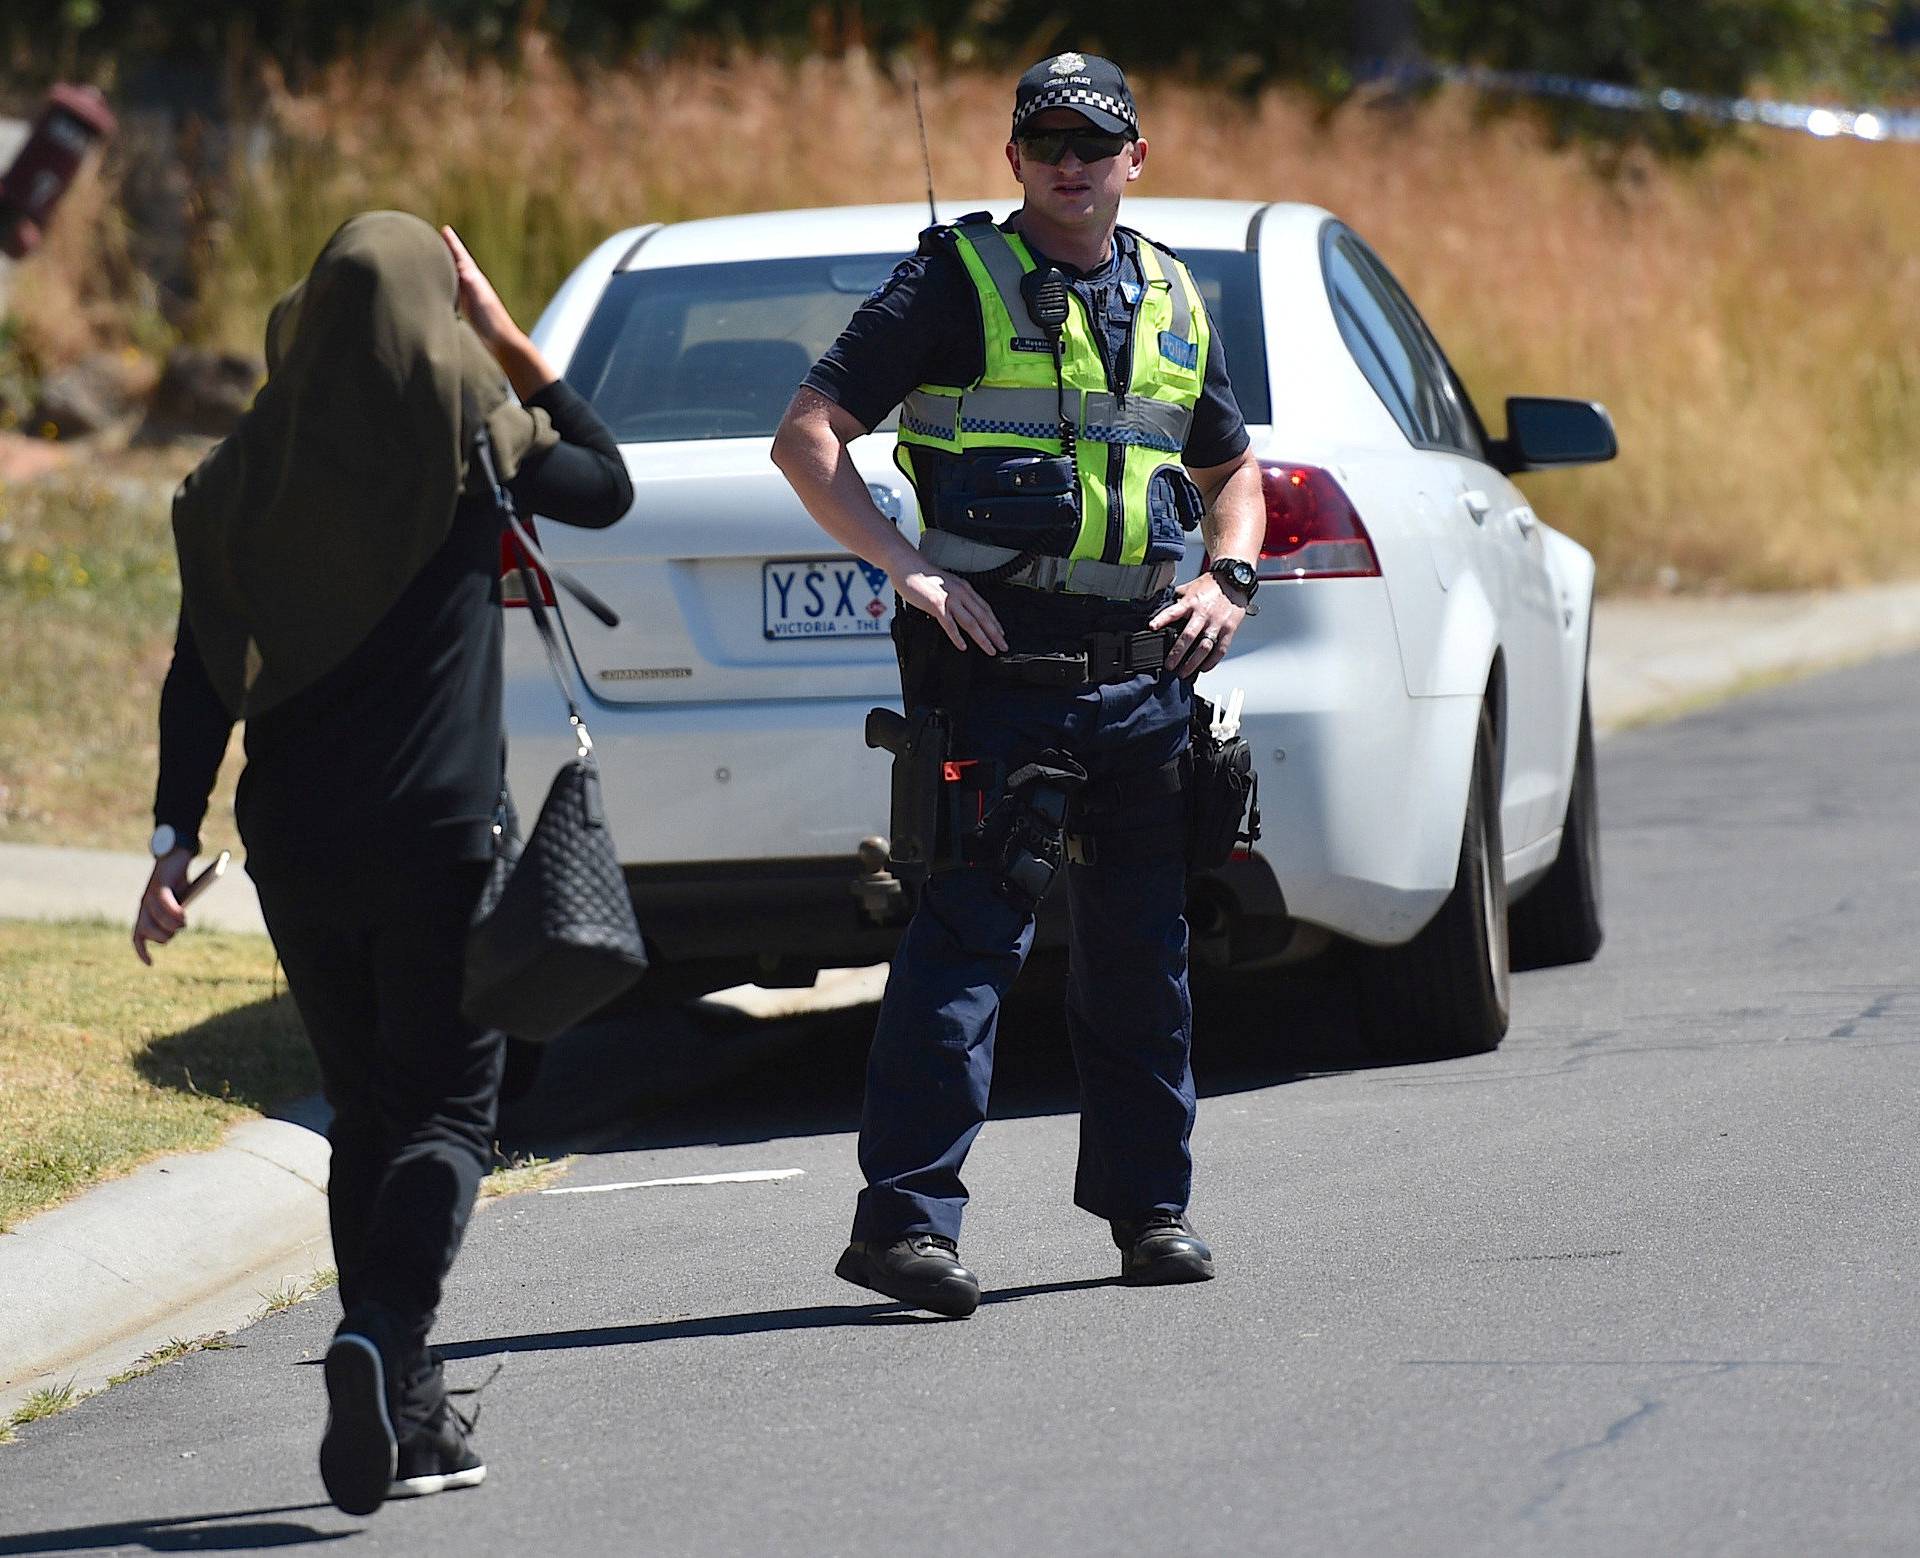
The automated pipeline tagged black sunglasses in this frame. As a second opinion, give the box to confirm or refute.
[1016,128,1132,165]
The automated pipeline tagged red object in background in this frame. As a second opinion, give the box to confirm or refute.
[0,84,118,260]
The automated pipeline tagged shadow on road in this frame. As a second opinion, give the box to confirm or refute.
[435,1276,1121,1360]
[0,1502,343,1554]
[506,949,1420,1160]
[436,1300,958,1357]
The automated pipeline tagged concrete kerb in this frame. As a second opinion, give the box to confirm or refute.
[3,580,1919,1425]
[0,1115,332,1418]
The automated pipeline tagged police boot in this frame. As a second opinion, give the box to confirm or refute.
[835,1234,981,1318]
[1113,1213,1215,1286]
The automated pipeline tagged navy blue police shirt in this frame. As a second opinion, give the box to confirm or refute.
[804,216,1249,566]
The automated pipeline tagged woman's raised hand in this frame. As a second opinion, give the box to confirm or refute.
[443,225,561,398]
[442,225,518,347]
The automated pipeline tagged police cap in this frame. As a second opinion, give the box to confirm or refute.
[1011,53,1139,140]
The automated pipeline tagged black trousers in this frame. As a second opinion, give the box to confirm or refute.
[253,857,503,1362]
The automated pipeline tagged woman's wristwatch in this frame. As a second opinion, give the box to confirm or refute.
[1209,557,1260,616]
[150,823,198,859]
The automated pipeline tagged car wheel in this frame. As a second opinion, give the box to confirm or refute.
[1351,705,1511,1059]
[1509,689,1603,970]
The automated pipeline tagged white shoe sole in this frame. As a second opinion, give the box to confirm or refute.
[389,1464,488,1499]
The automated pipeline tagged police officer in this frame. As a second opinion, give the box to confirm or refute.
[771,53,1263,1318]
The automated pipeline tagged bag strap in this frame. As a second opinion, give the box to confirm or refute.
[471,422,615,759]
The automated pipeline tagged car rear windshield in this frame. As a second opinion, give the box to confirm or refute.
[565,249,1270,443]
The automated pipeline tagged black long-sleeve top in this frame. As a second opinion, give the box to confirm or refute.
[155,378,632,878]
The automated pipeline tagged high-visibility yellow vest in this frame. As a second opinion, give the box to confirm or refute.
[894,220,1209,567]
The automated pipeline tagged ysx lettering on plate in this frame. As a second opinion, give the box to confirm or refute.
[762,558,893,641]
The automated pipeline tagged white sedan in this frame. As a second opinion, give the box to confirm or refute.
[504,198,1614,1056]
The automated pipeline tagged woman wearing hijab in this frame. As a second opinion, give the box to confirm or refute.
[133,211,633,1515]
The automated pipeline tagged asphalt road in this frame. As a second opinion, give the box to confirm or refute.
[3,653,1917,1556]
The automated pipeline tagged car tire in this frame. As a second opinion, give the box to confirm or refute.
[1509,689,1604,970]
[1351,705,1511,1059]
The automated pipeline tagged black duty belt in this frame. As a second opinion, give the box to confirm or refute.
[977,628,1174,689]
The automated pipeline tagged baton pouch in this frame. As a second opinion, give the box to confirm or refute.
[931,453,1081,553]
[866,705,951,884]
[1187,696,1261,871]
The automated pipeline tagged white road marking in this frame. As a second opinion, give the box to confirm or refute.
[542,1169,806,1195]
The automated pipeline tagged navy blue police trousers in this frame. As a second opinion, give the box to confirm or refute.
[851,667,1196,1244]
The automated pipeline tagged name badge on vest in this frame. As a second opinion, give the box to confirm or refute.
[1010,336,1054,354]
[1158,331,1199,371]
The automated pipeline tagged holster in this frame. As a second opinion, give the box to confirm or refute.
[864,605,978,884]
[1186,695,1262,871]
[864,705,950,885]
[973,751,1089,912]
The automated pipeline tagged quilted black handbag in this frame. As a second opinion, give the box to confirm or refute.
[460,433,648,1042]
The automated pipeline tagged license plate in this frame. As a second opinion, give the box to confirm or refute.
[761,558,894,641]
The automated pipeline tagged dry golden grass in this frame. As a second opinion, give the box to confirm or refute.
[0,458,240,850]
[0,921,316,1231]
[17,42,1920,594]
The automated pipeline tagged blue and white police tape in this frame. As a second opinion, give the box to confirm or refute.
[1368,61,1920,143]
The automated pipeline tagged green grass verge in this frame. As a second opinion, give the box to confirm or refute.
[0,920,318,1232]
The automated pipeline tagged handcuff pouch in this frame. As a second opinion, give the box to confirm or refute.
[1187,696,1262,871]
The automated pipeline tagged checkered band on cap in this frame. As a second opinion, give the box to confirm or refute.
[1014,84,1137,135]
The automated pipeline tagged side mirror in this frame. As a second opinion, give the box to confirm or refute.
[1492,397,1618,474]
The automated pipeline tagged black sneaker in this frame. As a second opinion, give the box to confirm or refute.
[1113,1212,1216,1285]
[319,1316,400,1516]
[390,1397,487,1500]
[835,1234,981,1318]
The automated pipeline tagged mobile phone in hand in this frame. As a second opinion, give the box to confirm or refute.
[179,850,231,907]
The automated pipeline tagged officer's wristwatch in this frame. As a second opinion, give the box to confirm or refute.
[1209,557,1260,615]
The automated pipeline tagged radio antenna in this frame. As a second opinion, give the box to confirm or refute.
[913,78,937,226]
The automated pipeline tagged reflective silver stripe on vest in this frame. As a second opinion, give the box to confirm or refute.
[900,390,960,441]
[1083,391,1189,454]
[1139,238,1192,342]
[907,384,1189,454]
[954,384,1064,442]
[960,223,1045,338]
[918,527,1176,599]
[1012,553,1177,597]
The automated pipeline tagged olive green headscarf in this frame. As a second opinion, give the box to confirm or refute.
[172,210,560,717]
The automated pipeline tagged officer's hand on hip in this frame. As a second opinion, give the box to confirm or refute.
[1152,573,1244,678]
[894,565,1008,656]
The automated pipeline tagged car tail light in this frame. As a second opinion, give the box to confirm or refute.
[1257,463,1380,580]
[499,522,554,607]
